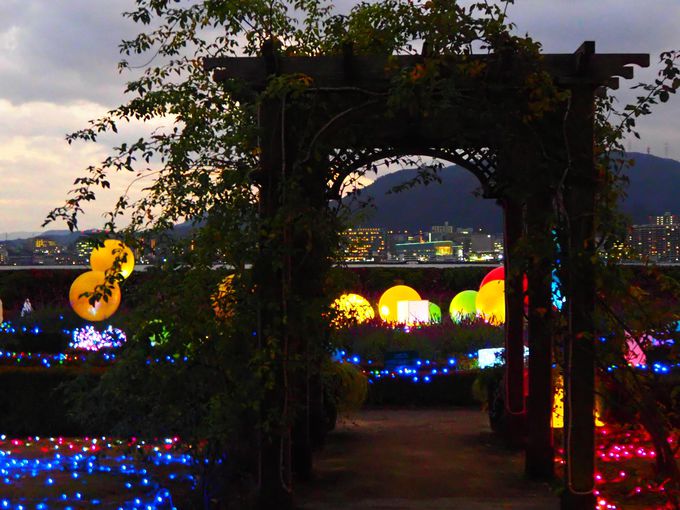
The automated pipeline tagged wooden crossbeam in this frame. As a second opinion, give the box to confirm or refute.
[204,42,649,91]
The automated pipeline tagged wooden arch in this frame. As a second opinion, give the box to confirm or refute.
[326,146,497,200]
[206,41,648,510]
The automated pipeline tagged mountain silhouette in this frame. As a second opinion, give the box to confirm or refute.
[352,152,680,232]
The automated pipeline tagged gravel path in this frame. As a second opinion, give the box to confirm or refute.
[296,408,559,510]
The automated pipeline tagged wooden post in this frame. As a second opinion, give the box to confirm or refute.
[560,83,597,510]
[502,198,526,442]
[290,162,332,482]
[254,92,294,509]
[525,192,555,480]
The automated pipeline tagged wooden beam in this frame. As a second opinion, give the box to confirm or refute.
[204,51,649,91]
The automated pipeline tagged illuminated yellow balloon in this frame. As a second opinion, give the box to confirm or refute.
[212,275,236,319]
[331,293,375,327]
[378,285,421,323]
[476,280,505,325]
[69,270,121,321]
[90,240,135,279]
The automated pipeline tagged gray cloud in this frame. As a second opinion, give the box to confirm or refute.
[0,0,678,233]
[0,0,136,106]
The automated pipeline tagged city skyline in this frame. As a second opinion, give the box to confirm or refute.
[1,0,679,234]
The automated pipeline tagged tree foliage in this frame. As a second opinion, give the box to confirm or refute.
[44,0,680,507]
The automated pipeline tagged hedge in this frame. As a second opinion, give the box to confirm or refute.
[0,366,103,436]
[365,370,479,407]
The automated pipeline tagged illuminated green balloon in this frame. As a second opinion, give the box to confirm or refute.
[429,302,442,324]
[449,290,478,323]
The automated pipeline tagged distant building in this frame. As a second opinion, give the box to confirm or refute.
[32,238,61,265]
[628,213,680,262]
[468,232,504,261]
[343,227,386,262]
[394,240,462,262]
[653,212,679,226]
[451,227,473,257]
[384,229,432,259]
[74,238,94,264]
[430,222,455,241]
[470,232,495,253]
[431,222,454,235]
[0,245,8,265]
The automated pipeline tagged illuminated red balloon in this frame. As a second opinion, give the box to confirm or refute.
[479,266,505,289]
[479,266,528,297]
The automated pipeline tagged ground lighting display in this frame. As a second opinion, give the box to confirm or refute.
[69,271,121,322]
[212,275,236,319]
[331,293,375,326]
[90,240,135,280]
[449,290,478,323]
[377,285,421,322]
[475,279,505,325]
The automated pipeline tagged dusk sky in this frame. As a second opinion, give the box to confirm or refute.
[0,0,678,235]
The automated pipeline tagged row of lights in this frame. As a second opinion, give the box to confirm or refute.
[0,436,193,509]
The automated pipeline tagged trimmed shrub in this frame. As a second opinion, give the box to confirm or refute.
[323,361,368,416]
[0,366,103,436]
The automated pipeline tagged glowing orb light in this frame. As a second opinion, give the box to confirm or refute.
[479,266,505,288]
[476,279,505,325]
[146,319,172,347]
[552,381,564,428]
[212,275,236,319]
[378,285,420,322]
[552,375,604,428]
[480,266,527,302]
[90,239,135,279]
[449,290,478,323]
[69,271,121,322]
[624,332,651,368]
[552,270,565,310]
[69,325,127,351]
[429,302,442,324]
[331,293,375,326]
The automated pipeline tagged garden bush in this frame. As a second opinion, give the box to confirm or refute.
[0,366,103,436]
[323,361,368,426]
[331,317,504,363]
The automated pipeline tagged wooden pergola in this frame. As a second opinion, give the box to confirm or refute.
[205,42,648,510]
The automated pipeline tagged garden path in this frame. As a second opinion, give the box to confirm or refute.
[296,408,558,510]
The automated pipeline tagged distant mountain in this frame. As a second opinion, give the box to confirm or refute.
[41,230,76,237]
[353,152,680,231]
[0,229,97,245]
[0,231,42,241]
[619,153,680,224]
[352,166,503,231]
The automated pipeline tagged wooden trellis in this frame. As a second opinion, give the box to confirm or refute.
[206,41,648,510]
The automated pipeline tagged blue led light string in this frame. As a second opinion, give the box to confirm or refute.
[0,436,195,509]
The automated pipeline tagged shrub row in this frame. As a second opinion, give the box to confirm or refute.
[0,366,481,436]
[365,370,479,407]
[0,366,103,436]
